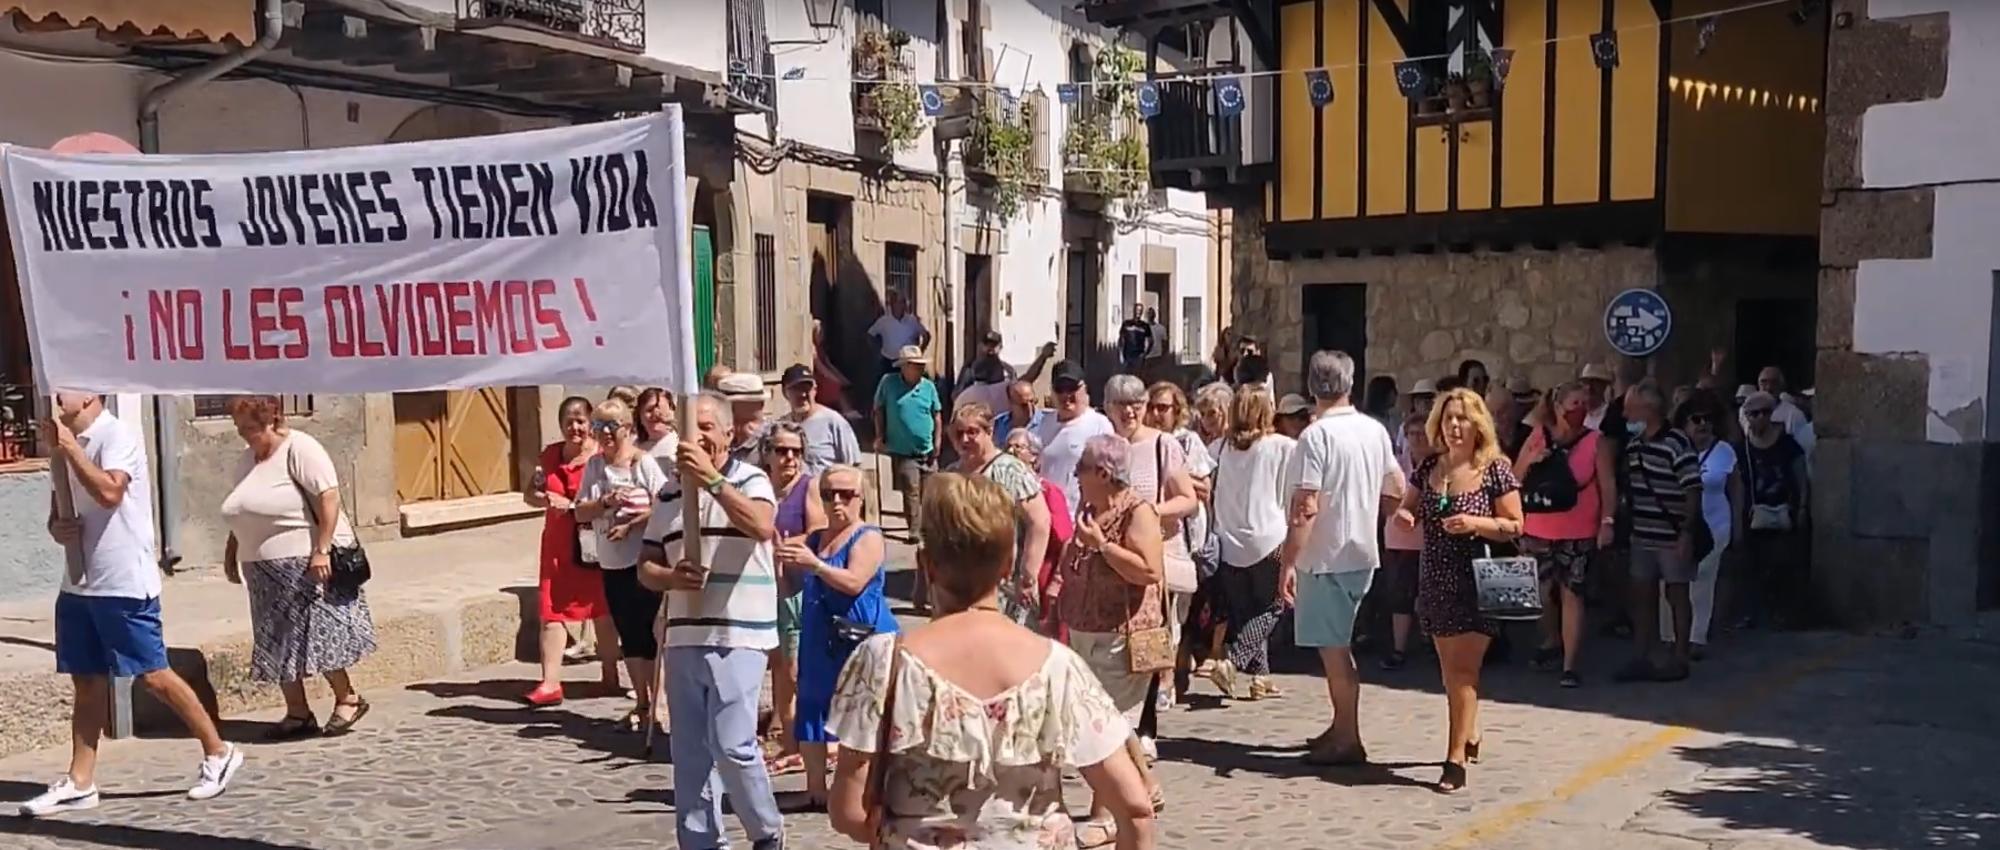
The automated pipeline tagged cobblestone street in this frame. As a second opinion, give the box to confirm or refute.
[3,586,1995,850]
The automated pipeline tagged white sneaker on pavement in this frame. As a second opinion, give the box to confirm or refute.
[187,744,244,801]
[1139,735,1158,763]
[18,777,99,817]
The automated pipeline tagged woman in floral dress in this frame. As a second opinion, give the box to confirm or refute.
[827,473,1156,850]
[1391,387,1524,794]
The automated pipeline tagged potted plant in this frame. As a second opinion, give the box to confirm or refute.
[1465,51,1494,108]
[1443,72,1471,111]
[1416,77,1447,117]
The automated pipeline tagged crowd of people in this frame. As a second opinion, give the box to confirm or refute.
[17,324,1819,850]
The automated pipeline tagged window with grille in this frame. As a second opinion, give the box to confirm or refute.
[754,233,778,371]
[885,242,918,303]
[194,394,316,420]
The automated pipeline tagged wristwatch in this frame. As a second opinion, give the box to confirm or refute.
[702,475,726,495]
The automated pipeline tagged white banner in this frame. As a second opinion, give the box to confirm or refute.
[1,111,698,395]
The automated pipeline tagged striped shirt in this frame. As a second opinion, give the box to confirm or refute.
[644,459,779,650]
[1625,427,1701,547]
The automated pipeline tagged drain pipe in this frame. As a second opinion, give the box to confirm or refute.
[135,0,286,573]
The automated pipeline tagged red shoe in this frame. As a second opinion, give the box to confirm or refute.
[525,683,564,706]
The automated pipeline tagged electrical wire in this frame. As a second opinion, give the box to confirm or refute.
[733,0,1805,89]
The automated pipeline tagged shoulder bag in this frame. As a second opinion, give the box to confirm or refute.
[1743,442,1794,532]
[1154,436,1199,593]
[863,635,907,849]
[287,440,371,597]
[1472,542,1542,619]
[1124,562,1177,673]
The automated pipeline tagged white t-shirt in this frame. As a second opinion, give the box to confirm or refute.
[1696,440,1737,545]
[646,459,780,651]
[1212,433,1297,567]
[580,452,669,570]
[1033,409,1115,513]
[868,311,928,359]
[62,411,160,599]
[221,431,356,563]
[1283,406,1400,575]
[1174,429,1215,548]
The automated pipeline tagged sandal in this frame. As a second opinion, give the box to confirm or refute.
[265,713,319,741]
[1466,739,1482,764]
[767,752,805,776]
[323,698,370,736]
[1437,760,1468,794]
[622,708,647,733]
[525,682,564,707]
[1075,818,1117,849]
[1149,784,1166,813]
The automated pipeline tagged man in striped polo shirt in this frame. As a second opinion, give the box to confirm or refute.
[1616,382,1703,684]
[641,393,785,850]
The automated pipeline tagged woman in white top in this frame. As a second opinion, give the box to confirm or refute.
[221,396,378,739]
[576,398,670,732]
[1145,382,1220,691]
[1205,387,1295,700]
[827,473,1154,850]
[1101,375,1197,729]
[1665,390,1742,655]
[635,387,679,457]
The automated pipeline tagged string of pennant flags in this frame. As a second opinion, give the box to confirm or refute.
[741,0,1820,121]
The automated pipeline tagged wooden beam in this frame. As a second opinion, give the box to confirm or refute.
[1369,0,1419,56]
[1649,0,1670,22]
[1228,0,1280,68]
[338,26,437,67]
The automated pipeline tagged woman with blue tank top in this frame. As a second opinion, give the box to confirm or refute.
[775,463,899,810]
[762,421,822,779]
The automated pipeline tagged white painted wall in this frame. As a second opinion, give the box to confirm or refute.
[964,3,1218,369]
[741,0,941,173]
[1852,0,2000,442]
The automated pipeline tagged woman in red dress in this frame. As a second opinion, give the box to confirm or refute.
[525,396,622,705]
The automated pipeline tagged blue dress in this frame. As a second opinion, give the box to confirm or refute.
[795,524,900,744]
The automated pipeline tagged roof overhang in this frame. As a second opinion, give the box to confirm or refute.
[4,0,255,44]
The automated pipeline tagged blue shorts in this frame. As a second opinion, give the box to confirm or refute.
[55,592,169,678]
[1293,570,1376,649]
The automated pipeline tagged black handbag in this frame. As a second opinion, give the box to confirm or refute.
[830,615,877,654]
[288,441,371,597]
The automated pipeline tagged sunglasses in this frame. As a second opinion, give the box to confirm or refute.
[1147,402,1176,413]
[821,487,861,503]
[1745,409,1773,418]
[1687,414,1711,425]
[590,420,622,434]
[768,445,803,457]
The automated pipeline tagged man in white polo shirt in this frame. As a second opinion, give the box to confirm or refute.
[642,392,785,850]
[1280,352,1404,767]
[16,392,243,818]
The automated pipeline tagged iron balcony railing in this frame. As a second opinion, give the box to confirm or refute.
[1061,92,1146,196]
[458,0,644,52]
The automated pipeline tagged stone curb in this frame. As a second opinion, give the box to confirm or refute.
[0,590,533,760]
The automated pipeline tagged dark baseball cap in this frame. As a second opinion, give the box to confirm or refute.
[780,363,814,386]
[1051,361,1086,391]
[981,330,1002,346]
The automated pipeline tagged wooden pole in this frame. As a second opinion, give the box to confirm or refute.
[647,394,704,754]
[45,395,84,585]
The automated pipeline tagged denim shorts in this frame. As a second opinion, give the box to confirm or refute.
[1631,545,1697,584]
[55,592,170,678]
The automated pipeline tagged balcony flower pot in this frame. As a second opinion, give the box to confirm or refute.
[1467,76,1492,109]
[1416,95,1448,117]
[1443,78,1471,111]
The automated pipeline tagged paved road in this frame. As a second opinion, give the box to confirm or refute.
[3,616,1994,850]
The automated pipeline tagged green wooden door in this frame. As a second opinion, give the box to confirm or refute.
[692,225,716,377]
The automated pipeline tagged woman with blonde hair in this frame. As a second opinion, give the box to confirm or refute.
[1145,381,1219,691]
[1206,386,1295,699]
[1391,387,1524,793]
[827,473,1155,849]
[575,398,670,732]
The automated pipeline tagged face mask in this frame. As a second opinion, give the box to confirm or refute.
[1562,407,1588,428]
[1625,420,1645,437]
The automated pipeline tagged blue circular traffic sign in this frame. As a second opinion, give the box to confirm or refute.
[1603,288,1672,357]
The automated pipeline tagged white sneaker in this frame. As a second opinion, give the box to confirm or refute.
[18,777,99,817]
[1139,735,1158,763]
[187,744,244,801]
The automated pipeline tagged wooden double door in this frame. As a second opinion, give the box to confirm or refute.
[393,388,522,503]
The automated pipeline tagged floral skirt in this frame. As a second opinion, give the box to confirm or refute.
[244,556,378,682]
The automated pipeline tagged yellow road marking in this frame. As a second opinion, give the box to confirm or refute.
[1432,642,1854,850]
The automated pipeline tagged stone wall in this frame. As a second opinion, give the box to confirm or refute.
[0,471,60,603]
[1814,0,1996,626]
[1233,211,1653,395]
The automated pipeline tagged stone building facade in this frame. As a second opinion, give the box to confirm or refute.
[1814,0,1998,626]
[1232,221,1649,394]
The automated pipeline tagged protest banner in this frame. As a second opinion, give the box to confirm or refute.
[1,110,699,396]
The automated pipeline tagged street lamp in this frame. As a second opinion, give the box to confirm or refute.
[802,0,840,34]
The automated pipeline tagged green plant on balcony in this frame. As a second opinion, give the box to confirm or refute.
[1063,44,1150,204]
[854,28,924,152]
[970,97,1044,220]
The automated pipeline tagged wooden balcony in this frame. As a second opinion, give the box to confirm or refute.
[1146,74,1264,192]
[1078,0,1234,29]
[457,0,643,52]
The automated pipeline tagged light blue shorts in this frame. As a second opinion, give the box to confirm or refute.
[1293,570,1376,649]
